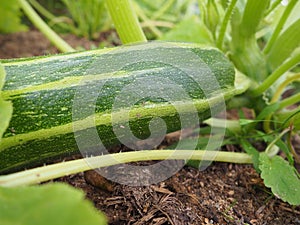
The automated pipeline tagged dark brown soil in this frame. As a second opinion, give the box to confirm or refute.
[1,30,300,225]
[0,29,120,59]
[59,162,300,225]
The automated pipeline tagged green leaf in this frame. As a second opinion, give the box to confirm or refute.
[259,153,300,205]
[0,0,27,33]
[61,0,109,39]
[159,16,214,45]
[0,64,13,142]
[255,103,279,121]
[254,131,294,165]
[239,119,254,126]
[0,183,107,225]
[240,139,260,172]
[275,107,300,130]
[238,103,279,133]
[273,138,294,165]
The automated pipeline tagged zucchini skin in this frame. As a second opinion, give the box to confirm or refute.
[0,42,236,174]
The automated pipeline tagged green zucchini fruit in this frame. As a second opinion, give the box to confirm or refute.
[0,42,237,174]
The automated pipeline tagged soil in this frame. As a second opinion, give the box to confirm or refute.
[0,29,120,59]
[1,30,300,225]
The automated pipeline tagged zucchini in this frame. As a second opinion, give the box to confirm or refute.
[0,42,237,174]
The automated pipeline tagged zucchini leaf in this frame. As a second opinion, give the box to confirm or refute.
[259,152,300,206]
[0,0,27,33]
[0,183,107,225]
[0,63,12,142]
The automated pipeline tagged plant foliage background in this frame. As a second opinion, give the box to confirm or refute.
[0,0,300,224]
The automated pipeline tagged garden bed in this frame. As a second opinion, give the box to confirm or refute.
[1,30,299,225]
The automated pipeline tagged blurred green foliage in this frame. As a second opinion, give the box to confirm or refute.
[61,0,110,39]
[0,0,27,33]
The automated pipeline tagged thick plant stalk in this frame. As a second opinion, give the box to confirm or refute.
[105,0,147,44]
[230,0,269,81]
[18,0,75,53]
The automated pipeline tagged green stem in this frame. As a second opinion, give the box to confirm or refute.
[216,0,238,50]
[265,128,290,157]
[279,92,300,109]
[18,0,75,53]
[263,0,297,54]
[140,21,174,29]
[265,0,282,17]
[251,52,300,96]
[287,126,300,163]
[229,0,269,81]
[265,0,283,16]
[28,0,76,33]
[265,102,300,132]
[28,0,55,20]
[271,74,300,104]
[0,150,252,187]
[264,73,300,132]
[133,2,162,38]
[152,0,175,20]
[105,0,147,44]
[204,118,241,133]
